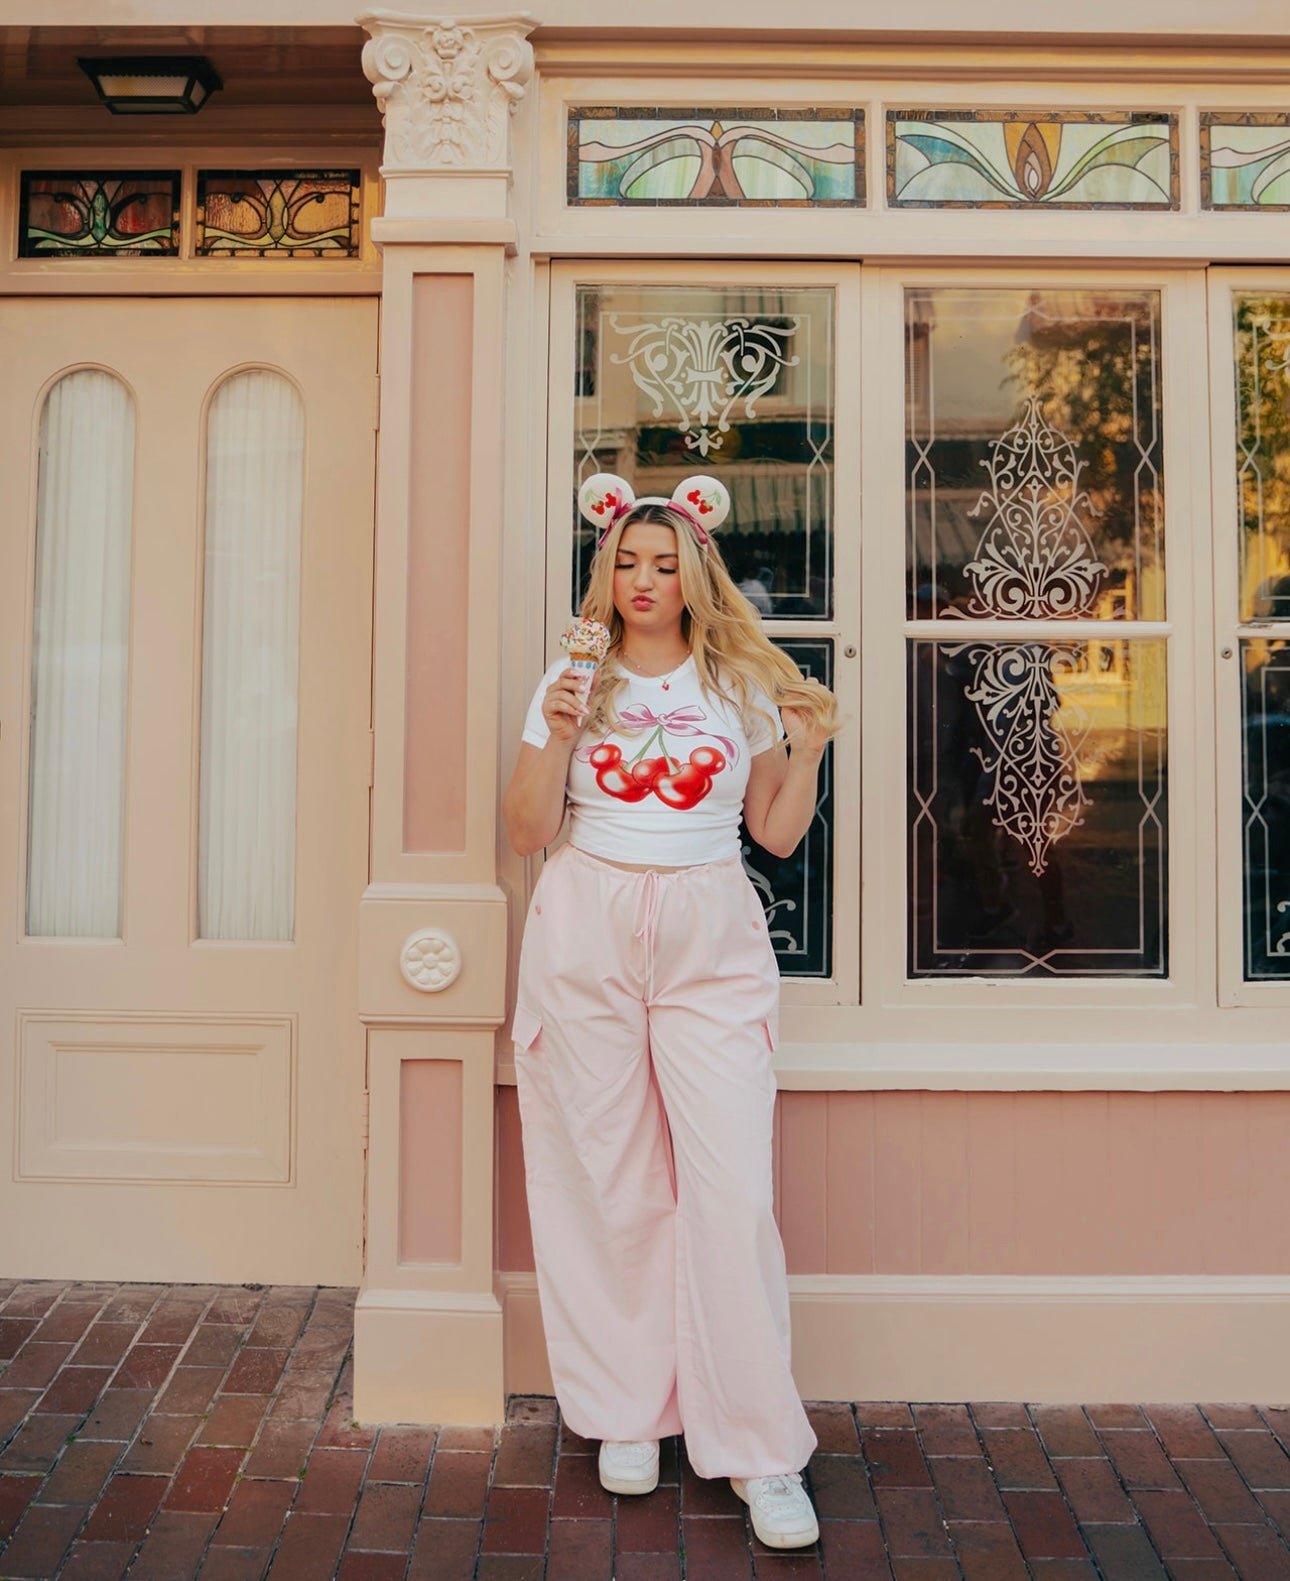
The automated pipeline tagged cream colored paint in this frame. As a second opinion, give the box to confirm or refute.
[499,1269,1290,1405]
[0,297,377,1282]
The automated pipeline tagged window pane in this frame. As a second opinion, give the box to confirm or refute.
[908,638,1168,977]
[19,171,180,257]
[574,283,834,617]
[198,371,304,941]
[570,109,863,206]
[1234,294,1290,622]
[27,371,134,937]
[906,288,1164,621]
[889,111,1176,210]
[196,169,361,257]
[1203,115,1290,211]
[1241,638,1290,979]
[741,638,834,977]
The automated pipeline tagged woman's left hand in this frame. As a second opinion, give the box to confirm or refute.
[780,679,829,757]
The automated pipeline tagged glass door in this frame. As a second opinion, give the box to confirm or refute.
[547,262,862,1000]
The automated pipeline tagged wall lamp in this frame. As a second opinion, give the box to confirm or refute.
[77,56,223,115]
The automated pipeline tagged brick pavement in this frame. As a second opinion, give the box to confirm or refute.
[2,1282,1290,1578]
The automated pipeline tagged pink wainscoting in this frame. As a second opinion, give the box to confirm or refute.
[494,1086,1290,1275]
[400,1060,464,1264]
[403,273,474,855]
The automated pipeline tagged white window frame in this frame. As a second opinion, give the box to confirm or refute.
[509,61,1290,1088]
[864,263,1210,1015]
[1209,267,1290,1011]
[544,259,863,1010]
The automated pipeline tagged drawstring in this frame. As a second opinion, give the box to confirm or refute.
[631,868,660,999]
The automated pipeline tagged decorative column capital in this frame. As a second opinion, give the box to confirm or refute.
[359,10,537,177]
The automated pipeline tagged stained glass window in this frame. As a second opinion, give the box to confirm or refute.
[19,171,180,257]
[573,283,835,618]
[906,289,1169,979]
[1202,114,1290,210]
[570,108,863,206]
[888,111,1177,209]
[742,639,834,978]
[196,170,361,258]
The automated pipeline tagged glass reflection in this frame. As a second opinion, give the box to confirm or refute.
[906,288,1164,622]
[573,283,834,617]
[1234,295,1290,623]
[1242,636,1290,979]
[741,638,834,978]
[908,638,1167,976]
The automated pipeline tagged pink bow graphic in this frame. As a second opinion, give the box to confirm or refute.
[617,704,739,764]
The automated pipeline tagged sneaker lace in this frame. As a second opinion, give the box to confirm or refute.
[751,1472,803,1509]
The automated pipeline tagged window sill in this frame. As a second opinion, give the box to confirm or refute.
[496,1039,1290,1091]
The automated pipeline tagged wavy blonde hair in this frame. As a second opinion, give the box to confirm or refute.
[579,504,841,746]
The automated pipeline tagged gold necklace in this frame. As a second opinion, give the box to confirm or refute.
[620,651,687,691]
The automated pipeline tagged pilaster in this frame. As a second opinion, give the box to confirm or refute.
[353,8,537,1426]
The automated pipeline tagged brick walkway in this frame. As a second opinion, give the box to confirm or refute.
[2,1284,1289,1578]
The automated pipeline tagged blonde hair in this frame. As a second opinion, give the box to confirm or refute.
[578,504,841,746]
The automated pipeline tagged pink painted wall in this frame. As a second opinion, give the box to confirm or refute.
[400,1060,463,1264]
[403,273,473,854]
[495,1087,1290,1275]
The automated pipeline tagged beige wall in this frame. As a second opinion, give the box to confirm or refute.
[5,4,1290,1413]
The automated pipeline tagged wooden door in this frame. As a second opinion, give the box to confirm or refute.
[0,297,376,1281]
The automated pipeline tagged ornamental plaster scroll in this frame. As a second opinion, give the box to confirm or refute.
[358,11,537,174]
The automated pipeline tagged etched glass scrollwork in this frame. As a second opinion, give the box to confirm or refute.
[741,639,834,978]
[573,283,835,619]
[1233,293,1290,980]
[906,289,1168,977]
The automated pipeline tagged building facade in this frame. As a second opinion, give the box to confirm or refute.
[2,1,1289,1422]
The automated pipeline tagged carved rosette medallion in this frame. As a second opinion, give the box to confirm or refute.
[359,11,536,172]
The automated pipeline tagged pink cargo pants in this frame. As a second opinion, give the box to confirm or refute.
[511,841,818,1481]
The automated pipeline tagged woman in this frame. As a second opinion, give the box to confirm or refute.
[502,472,839,1550]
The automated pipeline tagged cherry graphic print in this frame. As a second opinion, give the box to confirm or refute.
[653,762,714,809]
[580,700,742,807]
[687,746,726,774]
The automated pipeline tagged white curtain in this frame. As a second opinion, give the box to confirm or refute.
[198,370,304,941]
[27,371,134,938]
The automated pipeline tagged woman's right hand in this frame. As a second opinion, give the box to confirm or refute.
[541,667,594,745]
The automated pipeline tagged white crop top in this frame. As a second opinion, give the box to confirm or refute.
[521,655,785,865]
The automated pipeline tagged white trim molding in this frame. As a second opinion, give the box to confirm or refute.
[499,1271,1290,1407]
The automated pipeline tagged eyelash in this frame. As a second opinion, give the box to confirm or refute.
[616,563,677,574]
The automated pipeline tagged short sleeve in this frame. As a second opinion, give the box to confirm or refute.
[746,680,786,756]
[520,660,566,750]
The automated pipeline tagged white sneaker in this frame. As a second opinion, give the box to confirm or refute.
[598,1439,660,1495]
[731,1471,819,1548]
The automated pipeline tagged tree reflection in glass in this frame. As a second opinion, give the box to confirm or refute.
[905,289,1168,977]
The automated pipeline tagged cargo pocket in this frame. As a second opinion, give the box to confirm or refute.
[511,1005,543,1052]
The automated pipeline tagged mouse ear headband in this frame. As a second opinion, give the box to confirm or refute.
[577,472,731,549]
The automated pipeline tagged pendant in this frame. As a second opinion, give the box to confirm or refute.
[662,680,670,690]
